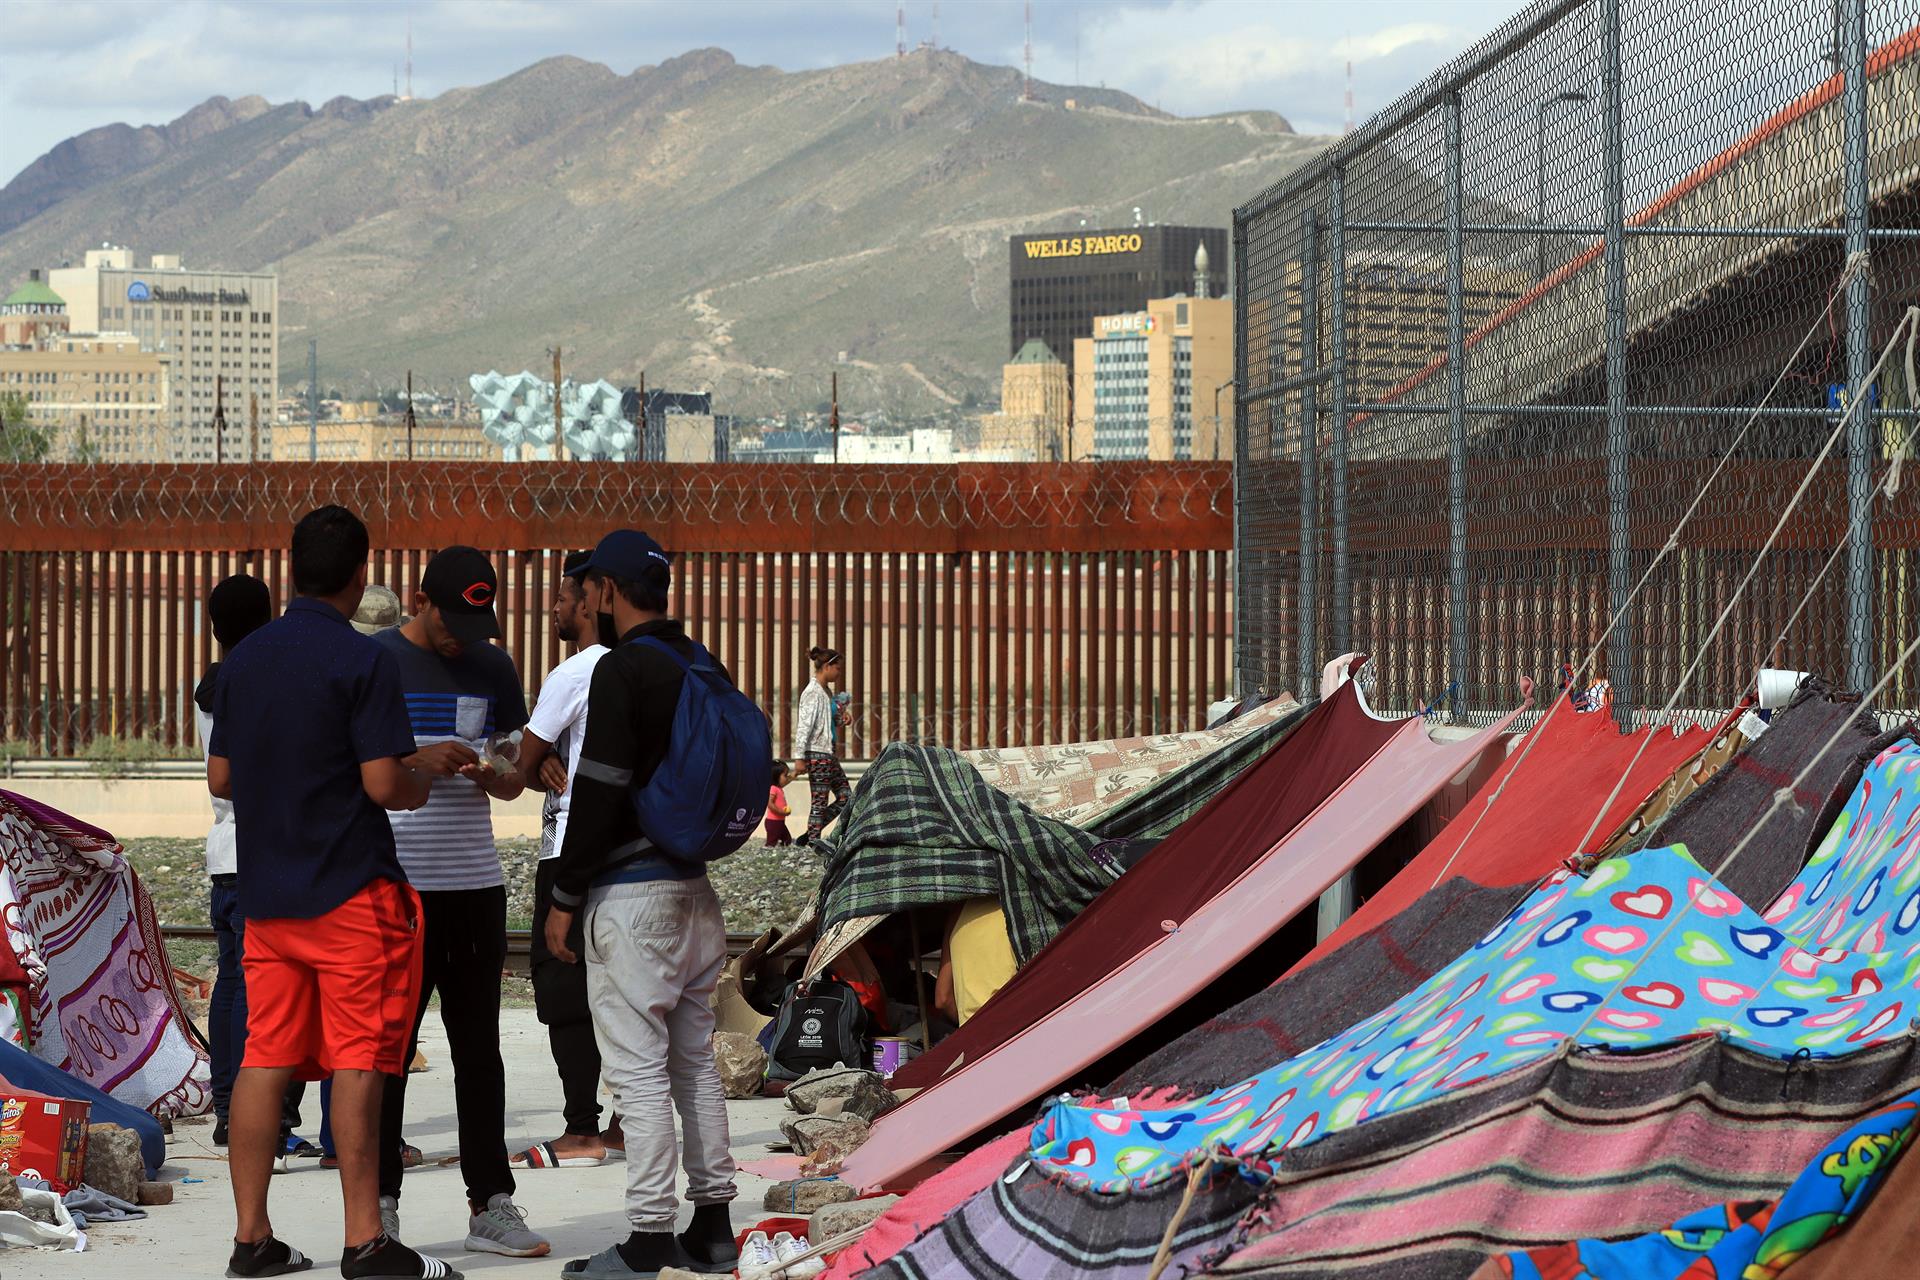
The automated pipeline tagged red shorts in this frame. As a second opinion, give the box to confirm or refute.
[241,878,423,1080]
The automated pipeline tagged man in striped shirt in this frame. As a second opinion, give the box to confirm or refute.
[371,545,550,1260]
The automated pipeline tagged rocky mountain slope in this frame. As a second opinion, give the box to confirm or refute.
[0,49,1327,409]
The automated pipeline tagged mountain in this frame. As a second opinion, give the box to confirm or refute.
[0,49,1327,411]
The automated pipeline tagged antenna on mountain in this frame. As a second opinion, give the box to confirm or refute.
[931,2,939,50]
[1022,0,1038,101]
[405,18,414,101]
[897,4,906,57]
[1344,52,1354,133]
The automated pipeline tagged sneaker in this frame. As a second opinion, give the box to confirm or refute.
[225,1235,313,1277]
[739,1230,779,1276]
[284,1136,323,1158]
[212,1118,230,1147]
[341,1232,461,1280]
[465,1194,550,1258]
[773,1232,825,1279]
[379,1195,401,1243]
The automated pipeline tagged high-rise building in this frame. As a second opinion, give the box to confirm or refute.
[1009,224,1227,369]
[0,271,71,347]
[1072,284,1234,462]
[49,247,278,461]
[0,334,174,461]
[978,338,1071,459]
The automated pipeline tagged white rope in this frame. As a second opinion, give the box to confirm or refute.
[1424,261,1865,891]
[1568,303,1920,857]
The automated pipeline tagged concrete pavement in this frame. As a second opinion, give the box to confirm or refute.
[8,1010,790,1278]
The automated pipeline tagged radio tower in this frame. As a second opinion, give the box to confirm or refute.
[897,4,906,57]
[930,1,939,50]
[1344,57,1354,133]
[1022,0,1036,100]
[406,19,413,101]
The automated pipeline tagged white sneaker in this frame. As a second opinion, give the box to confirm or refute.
[740,1230,779,1276]
[773,1231,825,1279]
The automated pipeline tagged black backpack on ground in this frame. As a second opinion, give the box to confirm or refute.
[764,978,868,1083]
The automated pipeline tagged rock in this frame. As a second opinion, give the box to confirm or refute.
[764,1176,856,1214]
[813,1194,900,1239]
[0,1173,21,1213]
[136,1181,174,1206]
[780,1113,871,1158]
[84,1123,144,1204]
[658,1269,733,1280]
[787,1066,894,1120]
[713,1031,768,1100]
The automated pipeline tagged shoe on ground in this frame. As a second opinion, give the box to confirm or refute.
[212,1118,230,1147]
[379,1195,401,1243]
[773,1231,825,1279]
[341,1232,461,1280]
[284,1136,323,1158]
[465,1194,550,1258]
[225,1234,313,1277]
[739,1230,779,1275]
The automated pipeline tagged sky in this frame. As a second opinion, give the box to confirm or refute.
[2,0,1529,187]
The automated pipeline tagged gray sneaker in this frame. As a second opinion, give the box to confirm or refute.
[465,1194,549,1258]
[379,1195,401,1242]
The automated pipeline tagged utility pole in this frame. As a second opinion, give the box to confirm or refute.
[307,339,319,461]
[249,392,259,462]
[405,370,417,461]
[213,375,226,465]
[552,346,564,462]
[831,371,841,464]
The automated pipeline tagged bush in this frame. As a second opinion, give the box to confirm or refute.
[79,735,177,778]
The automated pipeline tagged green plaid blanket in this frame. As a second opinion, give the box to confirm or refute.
[814,742,1125,966]
[1089,698,1309,838]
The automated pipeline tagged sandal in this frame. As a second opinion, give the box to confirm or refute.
[510,1140,607,1169]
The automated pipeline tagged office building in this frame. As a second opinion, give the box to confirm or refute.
[302,418,493,462]
[49,247,277,461]
[978,339,1071,459]
[0,272,70,347]
[1072,285,1234,462]
[1009,224,1227,371]
[0,336,173,461]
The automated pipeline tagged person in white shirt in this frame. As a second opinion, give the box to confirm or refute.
[793,645,852,846]
[193,574,275,1147]
[511,551,619,1168]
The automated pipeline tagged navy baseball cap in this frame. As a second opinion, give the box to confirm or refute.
[570,529,671,586]
[420,545,502,644]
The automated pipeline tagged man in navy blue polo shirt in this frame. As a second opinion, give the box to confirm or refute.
[209,504,474,1280]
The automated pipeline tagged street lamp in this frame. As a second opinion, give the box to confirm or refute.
[1537,90,1589,281]
[1213,377,1237,460]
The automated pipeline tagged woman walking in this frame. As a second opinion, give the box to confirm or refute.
[795,646,853,845]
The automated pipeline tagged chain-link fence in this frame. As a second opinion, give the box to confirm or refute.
[1236,0,1920,725]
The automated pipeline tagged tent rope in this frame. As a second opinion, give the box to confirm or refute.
[1146,1148,1219,1280]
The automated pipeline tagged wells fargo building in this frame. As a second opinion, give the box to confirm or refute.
[1008,225,1228,367]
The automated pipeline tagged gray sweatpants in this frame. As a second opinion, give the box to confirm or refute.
[584,877,739,1231]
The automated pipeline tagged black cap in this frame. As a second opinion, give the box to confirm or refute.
[571,529,671,588]
[420,545,502,644]
[209,574,272,649]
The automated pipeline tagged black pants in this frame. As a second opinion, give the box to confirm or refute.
[530,858,603,1138]
[379,886,513,1207]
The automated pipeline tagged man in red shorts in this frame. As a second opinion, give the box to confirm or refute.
[208,505,476,1280]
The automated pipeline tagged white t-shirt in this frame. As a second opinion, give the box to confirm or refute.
[195,704,238,877]
[527,644,607,859]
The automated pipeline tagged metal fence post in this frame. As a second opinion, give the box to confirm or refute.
[1299,209,1321,702]
[1233,214,1251,696]
[1445,90,1469,718]
[1603,0,1632,730]
[1842,0,1874,693]
[1329,168,1351,657]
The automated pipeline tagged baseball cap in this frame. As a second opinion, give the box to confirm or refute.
[350,583,406,636]
[420,546,502,644]
[570,529,672,587]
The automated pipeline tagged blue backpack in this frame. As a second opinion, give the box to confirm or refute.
[630,635,771,863]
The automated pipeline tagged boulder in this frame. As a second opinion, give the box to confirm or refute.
[812,1194,900,1239]
[787,1066,894,1120]
[0,1173,21,1213]
[713,1031,768,1100]
[780,1113,871,1158]
[83,1123,144,1204]
[136,1181,174,1206]
[764,1176,856,1215]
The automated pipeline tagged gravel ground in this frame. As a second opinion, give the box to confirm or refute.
[126,835,826,1004]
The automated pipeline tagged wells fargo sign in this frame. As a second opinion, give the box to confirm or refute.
[1021,233,1144,259]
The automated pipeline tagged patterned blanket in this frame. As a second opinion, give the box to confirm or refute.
[1031,735,1920,1192]
[811,744,1125,970]
[0,789,210,1117]
[962,695,1300,832]
[1476,1088,1920,1280]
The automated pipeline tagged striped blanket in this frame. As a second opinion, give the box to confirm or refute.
[869,1035,1920,1280]
[0,790,210,1117]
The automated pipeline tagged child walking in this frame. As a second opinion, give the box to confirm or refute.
[766,761,795,846]
[794,646,853,846]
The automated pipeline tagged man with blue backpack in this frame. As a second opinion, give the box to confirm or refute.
[546,529,770,1279]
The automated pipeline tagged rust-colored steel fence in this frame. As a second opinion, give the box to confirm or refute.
[0,462,1234,755]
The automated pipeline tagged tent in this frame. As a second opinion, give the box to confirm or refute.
[0,1035,167,1177]
[841,684,1525,1189]
[0,789,211,1117]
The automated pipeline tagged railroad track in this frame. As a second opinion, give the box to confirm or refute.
[161,925,766,977]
